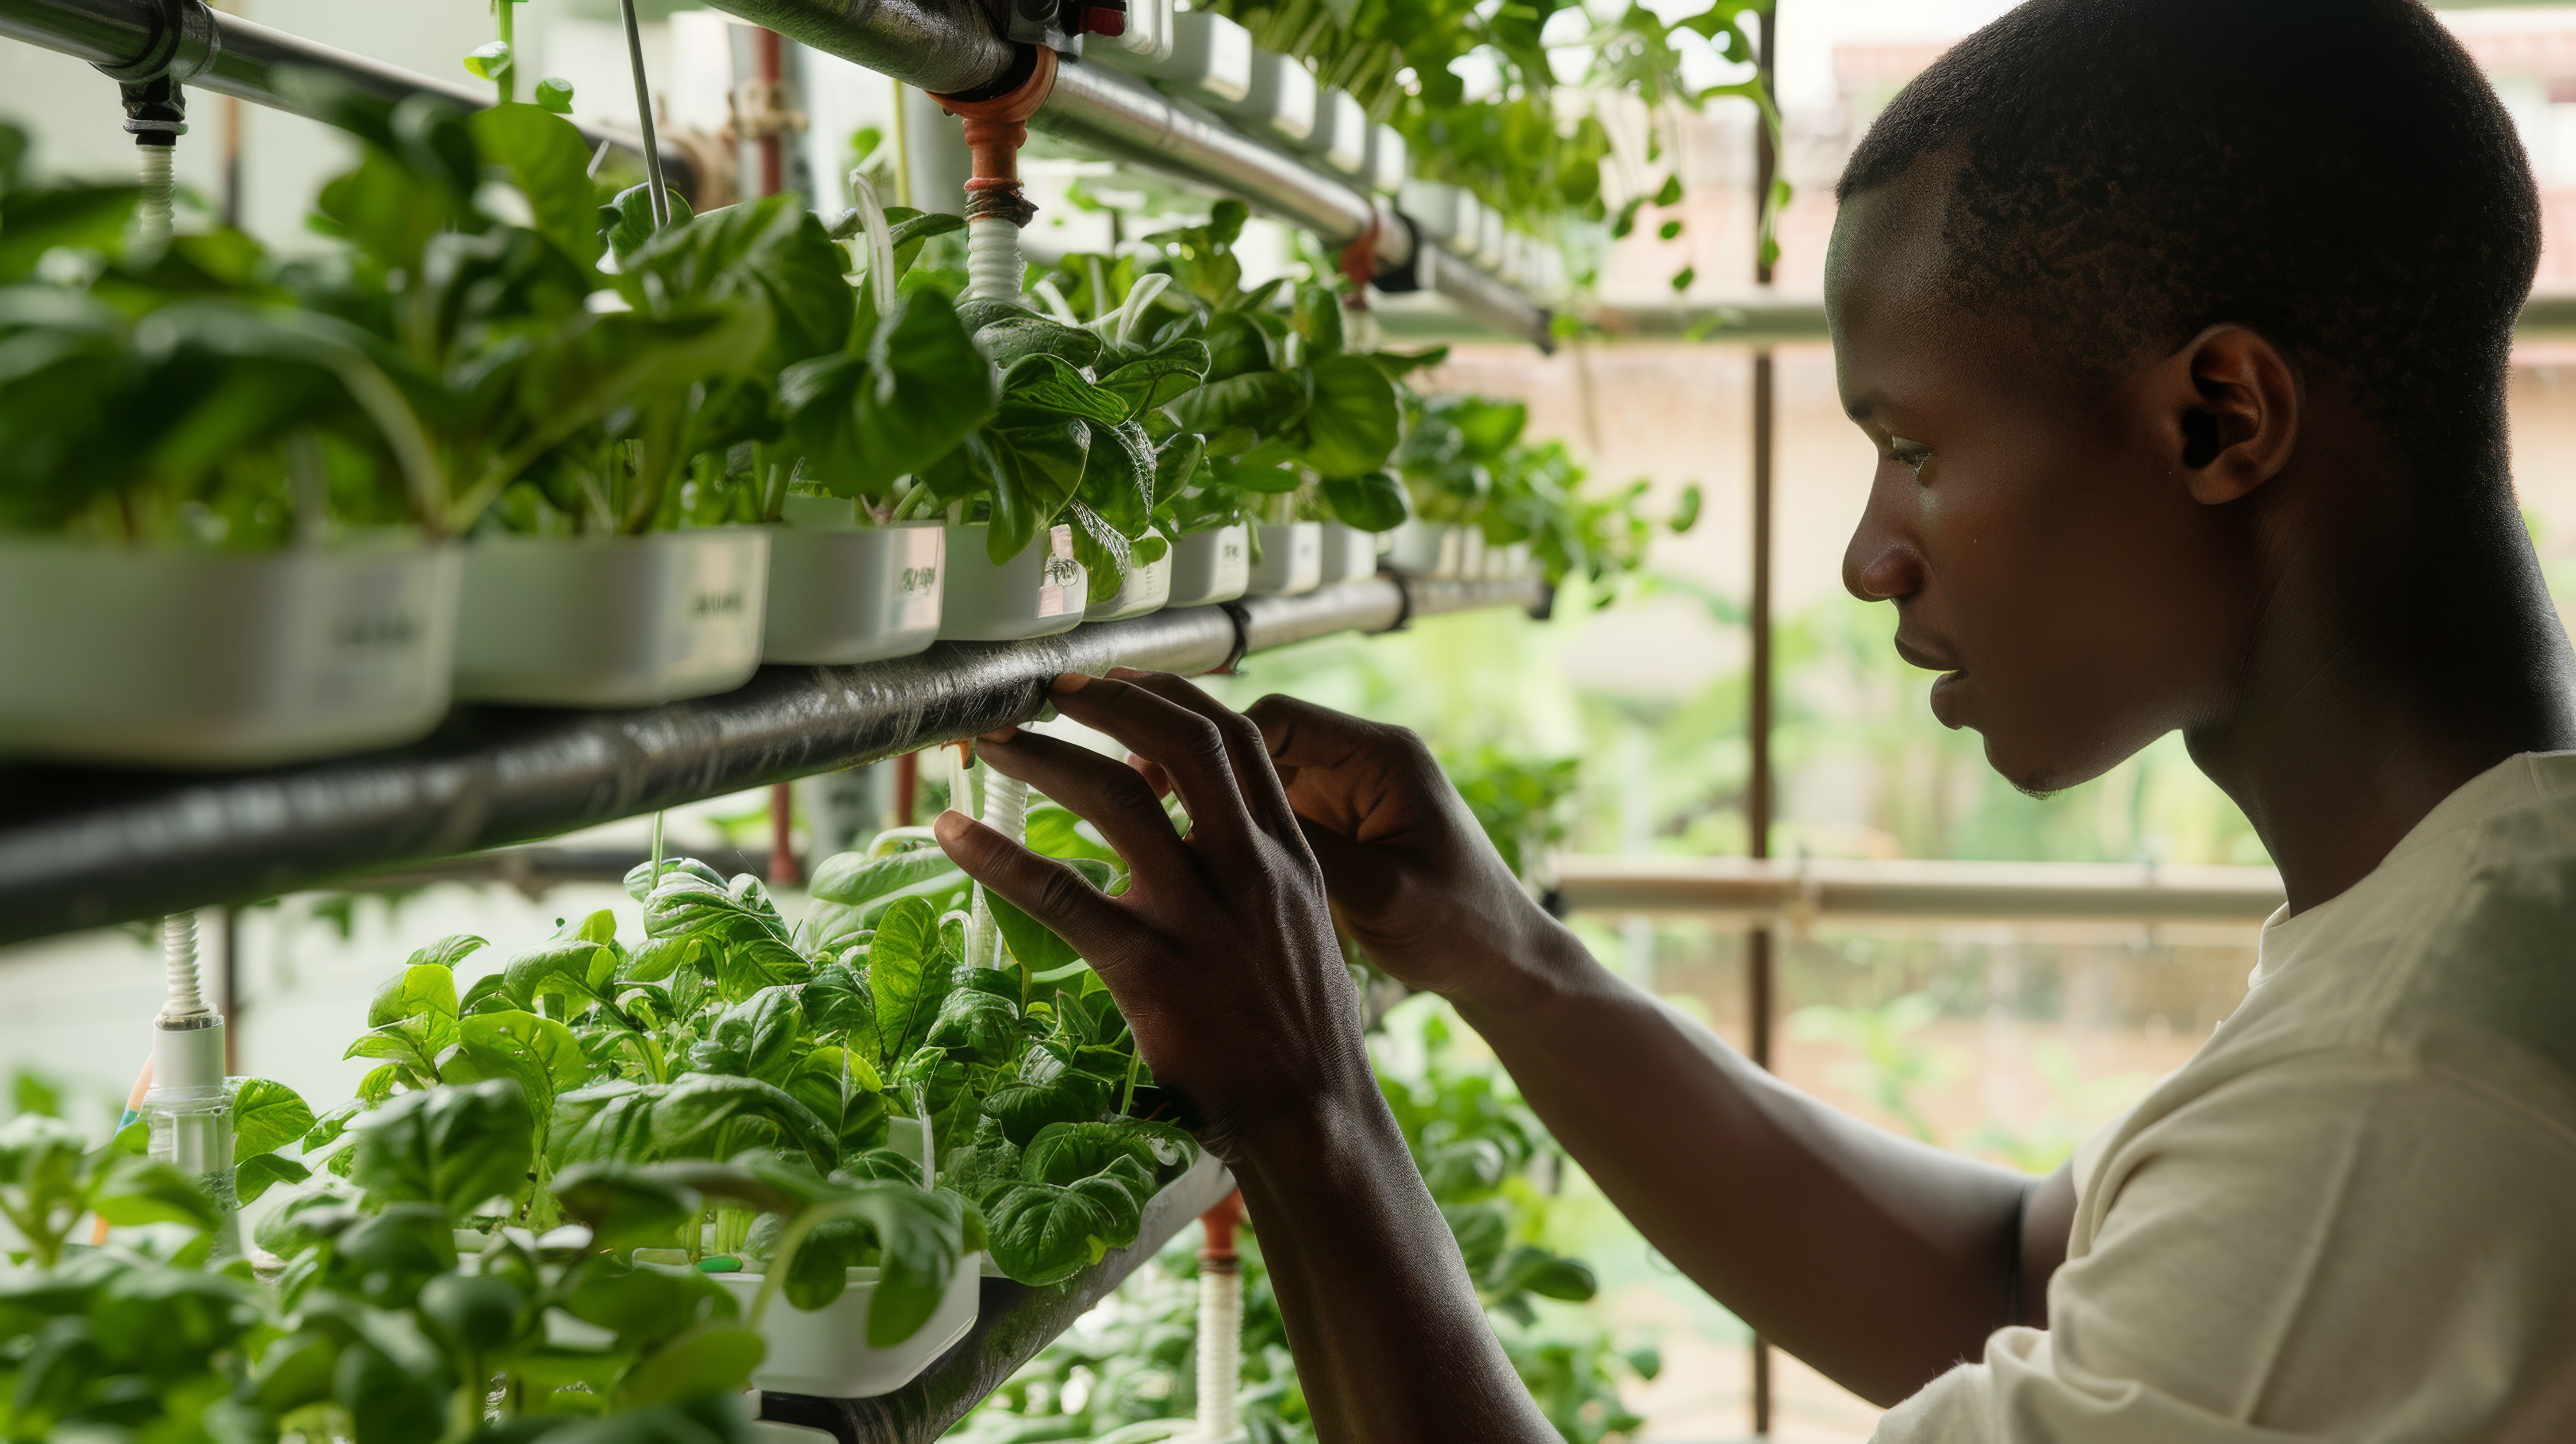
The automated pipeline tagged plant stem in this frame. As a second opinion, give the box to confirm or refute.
[495,0,517,105]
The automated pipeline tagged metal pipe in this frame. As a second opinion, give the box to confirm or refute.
[701,0,1017,98]
[0,578,1539,947]
[0,0,698,199]
[1553,856,2287,926]
[614,0,674,226]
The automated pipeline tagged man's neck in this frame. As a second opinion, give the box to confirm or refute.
[2189,490,2576,914]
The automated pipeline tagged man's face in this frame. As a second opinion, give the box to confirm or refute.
[1825,174,2256,794]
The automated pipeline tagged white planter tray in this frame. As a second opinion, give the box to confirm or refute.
[454,529,770,707]
[1247,522,1322,596]
[1164,523,1250,607]
[1380,519,1453,578]
[762,502,944,665]
[713,1252,985,1400]
[1315,522,1380,585]
[938,522,1088,641]
[1399,180,1462,242]
[1367,126,1409,196]
[0,537,461,767]
[1085,532,1174,621]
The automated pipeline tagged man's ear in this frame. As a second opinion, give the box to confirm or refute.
[2154,324,2301,506]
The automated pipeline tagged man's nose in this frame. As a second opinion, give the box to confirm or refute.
[1843,488,1923,603]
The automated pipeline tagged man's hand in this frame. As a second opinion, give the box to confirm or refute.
[1233,695,1555,1005]
[932,669,1373,1160]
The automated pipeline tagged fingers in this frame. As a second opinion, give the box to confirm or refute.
[1245,693,1385,772]
[1042,672,1257,848]
[973,726,1193,878]
[933,810,1133,961]
[1107,670,1303,838]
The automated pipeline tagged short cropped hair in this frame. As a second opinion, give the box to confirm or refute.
[1838,0,2539,478]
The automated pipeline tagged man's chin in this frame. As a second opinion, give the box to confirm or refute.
[1980,734,2120,801]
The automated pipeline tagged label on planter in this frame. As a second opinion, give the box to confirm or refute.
[1035,524,1083,618]
[896,526,943,629]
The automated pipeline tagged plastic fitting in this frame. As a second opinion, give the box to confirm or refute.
[935,46,1058,304]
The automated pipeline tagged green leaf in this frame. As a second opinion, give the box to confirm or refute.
[368,962,460,1030]
[924,988,1020,1065]
[1292,282,1346,357]
[650,1073,839,1175]
[407,934,491,971]
[974,313,1105,371]
[92,1157,224,1233]
[234,1151,312,1206]
[463,40,513,81]
[998,353,1129,426]
[469,103,603,268]
[981,1174,1139,1287]
[1298,353,1402,477]
[616,1321,766,1407]
[552,1165,700,1251]
[981,1068,1112,1148]
[230,1077,315,1158]
[688,985,805,1085]
[1018,1120,1165,1187]
[1166,370,1307,452]
[799,962,882,1063]
[534,77,576,114]
[866,897,958,1069]
[615,193,852,373]
[808,847,959,908]
[1319,469,1408,531]
[444,1010,591,1130]
[502,939,613,1011]
[349,1080,538,1219]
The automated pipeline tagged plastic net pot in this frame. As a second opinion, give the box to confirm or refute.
[1142,9,1251,104]
[1380,519,1453,578]
[1085,531,1175,620]
[938,522,1088,640]
[1221,50,1316,142]
[761,503,944,665]
[1368,127,1409,195]
[1165,523,1250,606]
[1315,522,1381,584]
[1399,180,1460,241]
[454,529,770,706]
[1247,521,1323,596]
[0,536,461,766]
[1306,87,1369,175]
[713,1254,984,1399]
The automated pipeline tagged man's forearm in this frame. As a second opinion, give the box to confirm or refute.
[1230,1091,1558,1444]
[1450,915,2034,1406]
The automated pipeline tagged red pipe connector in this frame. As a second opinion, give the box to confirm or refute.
[935,46,1058,227]
[1200,1188,1245,1269]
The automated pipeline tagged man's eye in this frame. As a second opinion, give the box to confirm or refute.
[1890,442,1934,478]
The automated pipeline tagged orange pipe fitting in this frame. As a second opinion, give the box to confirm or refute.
[1200,1187,1245,1266]
[935,46,1058,208]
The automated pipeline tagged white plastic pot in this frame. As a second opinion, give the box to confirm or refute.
[1456,527,1487,579]
[761,501,944,665]
[1087,0,1174,66]
[1399,180,1462,242]
[453,529,770,706]
[1306,87,1369,176]
[0,537,461,767]
[937,522,1088,641]
[1142,9,1252,105]
[1446,193,1485,257]
[1223,50,1316,142]
[1315,522,1380,585]
[1380,519,1453,578]
[1368,126,1409,196]
[713,1254,985,1399]
[1165,523,1250,607]
[1085,531,1175,621]
[1247,521,1323,596]
[1492,541,1534,580]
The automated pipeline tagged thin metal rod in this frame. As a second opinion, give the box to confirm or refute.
[616,0,672,226]
[1554,855,2288,925]
[1748,6,1778,1434]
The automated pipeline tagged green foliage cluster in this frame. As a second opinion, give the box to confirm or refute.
[0,787,1211,1440]
[1398,392,1697,588]
[1198,0,1775,256]
[956,1002,1652,1444]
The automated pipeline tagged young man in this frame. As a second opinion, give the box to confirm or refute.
[936,0,2576,1436]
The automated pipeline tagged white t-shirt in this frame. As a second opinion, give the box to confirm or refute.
[1877,751,2576,1442]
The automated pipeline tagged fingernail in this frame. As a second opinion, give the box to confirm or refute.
[1051,672,1092,693]
[1105,666,1143,680]
[932,809,970,839]
[980,725,1019,744]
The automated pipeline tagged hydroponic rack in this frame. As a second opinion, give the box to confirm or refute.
[0,576,1538,945]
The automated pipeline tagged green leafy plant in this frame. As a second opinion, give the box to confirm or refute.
[1397,391,1696,590]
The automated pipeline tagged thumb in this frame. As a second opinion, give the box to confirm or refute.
[933,810,1127,959]
[1294,815,1402,913]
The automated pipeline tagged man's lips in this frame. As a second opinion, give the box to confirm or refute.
[1893,636,1964,673]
